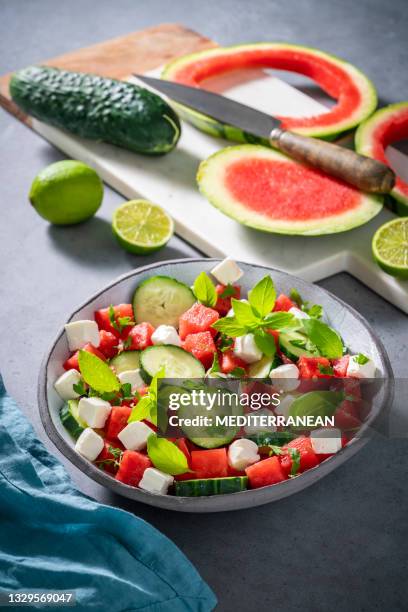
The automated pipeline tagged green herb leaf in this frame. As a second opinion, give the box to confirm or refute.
[254,330,277,358]
[248,275,276,317]
[302,319,343,359]
[318,363,334,376]
[306,304,323,319]
[288,448,301,476]
[121,383,132,399]
[218,334,234,352]
[99,390,120,402]
[231,298,260,327]
[220,284,236,299]
[262,311,298,331]
[355,353,369,365]
[78,350,120,394]
[229,367,246,378]
[193,272,217,307]
[268,444,284,456]
[208,353,220,374]
[212,317,248,337]
[289,390,344,429]
[289,288,303,308]
[147,435,190,475]
[128,395,153,423]
[73,380,87,396]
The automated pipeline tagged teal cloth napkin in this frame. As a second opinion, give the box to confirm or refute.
[0,377,216,611]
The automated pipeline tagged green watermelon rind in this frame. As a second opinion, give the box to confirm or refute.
[355,102,408,216]
[197,145,383,236]
[162,42,378,141]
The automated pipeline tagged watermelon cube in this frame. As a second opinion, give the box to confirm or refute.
[63,343,107,371]
[179,303,219,340]
[126,322,154,350]
[298,356,332,379]
[191,448,228,479]
[95,303,134,338]
[115,450,152,487]
[280,436,319,475]
[273,294,295,312]
[220,350,247,374]
[245,456,287,488]
[214,284,241,316]
[105,405,132,440]
[182,331,216,369]
[332,355,350,377]
[96,440,124,475]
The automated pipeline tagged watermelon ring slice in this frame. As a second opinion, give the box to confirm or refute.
[355,102,408,216]
[163,43,377,141]
[197,145,383,236]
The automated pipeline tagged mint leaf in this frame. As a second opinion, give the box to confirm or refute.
[128,395,153,423]
[220,284,236,299]
[218,334,234,352]
[248,275,276,317]
[121,382,132,399]
[208,353,220,374]
[318,363,334,376]
[147,435,190,475]
[73,380,87,396]
[289,288,303,308]
[212,317,248,337]
[193,272,217,307]
[268,445,284,456]
[229,367,246,378]
[231,298,260,327]
[288,448,301,476]
[108,305,120,333]
[302,319,343,359]
[78,350,120,393]
[254,330,277,358]
[289,290,323,319]
[306,304,323,319]
[355,353,369,365]
[262,311,298,331]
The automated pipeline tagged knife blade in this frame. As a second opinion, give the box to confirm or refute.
[134,74,395,194]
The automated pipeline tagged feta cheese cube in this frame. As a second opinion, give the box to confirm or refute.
[118,421,153,451]
[65,320,100,351]
[75,428,104,461]
[270,364,300,392]
[139,467,174,495]
[347,355,376,379]
[78,397,111,428]
[211,258,243,285]
[233,333,262,364]
[274,393,298,418]
[288,307,310,320]
[228,439,260,471]
[310,428,342,455]
[244,408,276,435]
[151,325,181,347]
[118,369,144,392]
[54,369,82,401]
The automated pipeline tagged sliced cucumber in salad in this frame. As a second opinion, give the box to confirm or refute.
[60,400,86,440]
[140,345,205,381]
[110,350,140,374]
[174,476,248,497]
[248,354,280,378]
[133,275,195,328]
[279,330,317,360]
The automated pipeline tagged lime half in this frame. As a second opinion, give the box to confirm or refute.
[112,200,174,254]
[372,218,408,280]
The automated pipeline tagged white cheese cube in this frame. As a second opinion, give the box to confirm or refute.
[310,428,342,455]
[65,320,100,351]
[118,421,154,451]
[288,307,310,320]
[244,408,276,435]
[274,393,298,418]
[228,439,260,471]
[233,333,262,364]
[211,258,243,285]
[270,363,300,392]
[78,397,111,428]
[347,355,376,379]
[227,299,249,318]
[118,369,144,392]
[54,369,82,401]
[139,467,174,495]
[75,428,104,461]
[151,325,181,346]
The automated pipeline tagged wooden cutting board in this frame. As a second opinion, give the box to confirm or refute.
[1,23,407,314]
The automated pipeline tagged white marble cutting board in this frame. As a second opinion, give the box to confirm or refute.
[30,67,408,313]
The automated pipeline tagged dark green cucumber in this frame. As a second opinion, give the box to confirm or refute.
[174,476,248,497]
[10,66,181,155]
[247,431,296,447]
[60,400,86,440]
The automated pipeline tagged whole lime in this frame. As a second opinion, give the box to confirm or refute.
[29,160,103,224]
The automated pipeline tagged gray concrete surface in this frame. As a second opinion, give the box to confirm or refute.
[1,1,407,610]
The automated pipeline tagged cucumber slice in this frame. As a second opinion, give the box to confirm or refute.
[110,350,140,374]
[60,400,86,440]
[178,384,243,448]
[140,345,205,380]
[133,276,195,328]
[248,355,276,378]
[247,431,296,447]
[279,331,318,361]
[174,476,248,497]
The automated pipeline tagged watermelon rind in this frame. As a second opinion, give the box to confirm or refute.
[355,102,408,216]
[197,145,383,236]
[162,42,377,142]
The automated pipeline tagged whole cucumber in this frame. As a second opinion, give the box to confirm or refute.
[9,66,181,155]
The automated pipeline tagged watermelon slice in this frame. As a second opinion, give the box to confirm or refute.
[162,43,377,141]
[355,102,408,216]
[197,145,383,236]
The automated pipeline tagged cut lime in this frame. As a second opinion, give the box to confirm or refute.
[372,218,408,280]
[112,200,174,254]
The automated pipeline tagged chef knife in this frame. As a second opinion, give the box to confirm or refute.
[134,74,395,194]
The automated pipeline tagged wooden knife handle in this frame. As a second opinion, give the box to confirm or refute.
[269,128,395,194]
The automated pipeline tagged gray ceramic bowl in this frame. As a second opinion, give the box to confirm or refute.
[38,258,393,512]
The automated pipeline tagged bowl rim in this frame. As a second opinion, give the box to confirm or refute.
[38,257,394,512]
